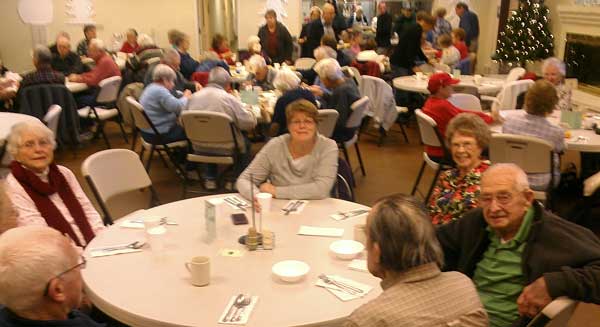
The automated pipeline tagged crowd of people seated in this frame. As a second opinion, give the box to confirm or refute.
[0,1,599,326]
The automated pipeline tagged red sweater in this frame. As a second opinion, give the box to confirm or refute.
[120,42,139,54]
[80,53,121,87]
[422,97,493,157]
[454,41,468,60]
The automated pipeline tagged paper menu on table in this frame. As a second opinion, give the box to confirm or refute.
[297,226,344,237]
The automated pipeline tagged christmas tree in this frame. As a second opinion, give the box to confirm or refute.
[495,0,554,65]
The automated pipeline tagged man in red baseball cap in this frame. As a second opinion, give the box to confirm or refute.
[422,73,500,162]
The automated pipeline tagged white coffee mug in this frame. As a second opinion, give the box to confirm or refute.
[185,256,210,286]
[256,192,273,212]
[473,74,483,85]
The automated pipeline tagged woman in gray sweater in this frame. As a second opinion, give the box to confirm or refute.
[237,99,339,200]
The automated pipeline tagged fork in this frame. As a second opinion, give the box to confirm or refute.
[97,241,145,252]
[231,295,252,322]
[283,201,302,215]
[130,217,178,225]
[318,274,364,295]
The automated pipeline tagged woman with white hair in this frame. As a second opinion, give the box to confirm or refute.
[247,54,277,91]
[120,28,139,53]
[347,5,369,28]
[270,69,317,136]
[139,64,191,144]
[257,9,293,64]
[310,58,360,143]
[4,122,105,247]
[542,57,571,111]
[239,35,271,65]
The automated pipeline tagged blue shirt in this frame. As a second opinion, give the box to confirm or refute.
[0,307,105,327]
[139,83,188,134]
[459,10,480,46]
[178,51,199,79]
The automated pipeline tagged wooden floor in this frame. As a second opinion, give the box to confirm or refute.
[55,122,600,326]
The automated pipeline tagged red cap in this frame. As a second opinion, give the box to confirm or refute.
[427,73,460,94]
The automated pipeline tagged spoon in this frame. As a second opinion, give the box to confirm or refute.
[233,296,252,322]
[98,241,145,252]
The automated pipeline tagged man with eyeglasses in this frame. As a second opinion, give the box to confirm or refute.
[0,226,104,326]
[436,163,600,327]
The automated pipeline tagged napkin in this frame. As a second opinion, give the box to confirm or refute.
[282,200,308,215]
[90,247,142,258]
[298,226,344,237]
[119,219,145,229]
[330,209,370,221]
[316,275,372,301]
[348,259,368,272]
[218,295,259,325]
[223,196,250,210]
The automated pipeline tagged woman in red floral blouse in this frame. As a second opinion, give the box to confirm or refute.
[428,113,491,225]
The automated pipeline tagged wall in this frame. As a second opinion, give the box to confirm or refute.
[0,0,199,73]
[235,0,302,50]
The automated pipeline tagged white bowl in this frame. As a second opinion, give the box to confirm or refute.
[272,260,310,282]
[330,240,365,260]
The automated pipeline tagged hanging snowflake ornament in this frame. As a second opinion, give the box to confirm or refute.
[66,0,96,24]
[263,0,288,19]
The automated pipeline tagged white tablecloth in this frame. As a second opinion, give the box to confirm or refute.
[393,75,505,95]
[83,195,378,327]
[0,112,42,143]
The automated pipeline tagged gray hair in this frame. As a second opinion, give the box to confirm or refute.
[6,121,56,157]
[368,194,444,272]
[273,69,300,92]
[314,58,344,81]
[445,113,491,149]
[89,38,105,51]
[55,31,70,41]
[0,226,78,312]
[152,64,177,82]
[313,46,337,61]
[162,48,181,66]
[542,57,566,77]
[482,163,530,192]
[200,50,220,61]
[248,54,267,73]
[137,34,155,48]
[208,66,232,87]
[33,45,52,66]
[247,35,262,52]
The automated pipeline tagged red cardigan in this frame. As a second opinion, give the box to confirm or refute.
[454,41,469,60]
[120,42,139,54]
[80,53,121,87]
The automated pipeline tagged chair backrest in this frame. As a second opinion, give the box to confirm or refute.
[448,93,482,111]
[294,57,316,70]
[43,105,62,137]
[331,157,355,201]
[346,96,370,129]
[506,67,526,82]
[145,56,161,66]
[526,297,578,327]
[347,66,362,88]
[126,96,153,130]
[489,133,553,174]
[180,111,238,150]
[453,84,480,98]
[96,76,123,103]
[494,79,535,111]
[81,149,154,223]
[316,109,339,138]
[415,109,443,147]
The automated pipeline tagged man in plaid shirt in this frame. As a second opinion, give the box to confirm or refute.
[20,46,65,89]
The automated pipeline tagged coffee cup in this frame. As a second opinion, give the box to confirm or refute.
[146,225,167,251]
[473,74,483,85]
[353,224,367,246]
[185,256,210,286]
[256,192,273,212]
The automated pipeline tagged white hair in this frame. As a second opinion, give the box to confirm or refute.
[89,38,105,51]
[162,48,181,66]
[208,66,232,87]
[315,58,344,81]
[137,34,155,48]
[6,121,55,157]
[542,57,566,77]
[248,54,267,73]
[152,64,176,82]
[273,69,300,92]
[247,35,262,52]
[0,226,77,312]
[313,46,337,61]
[483,163,530,192]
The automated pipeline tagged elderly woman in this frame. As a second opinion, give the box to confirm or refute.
[270,69,317,136]
[120,28,139,53]
[247,54,277,91]
[310,58,361,143]
[174,32,200,79]
[257,9,293,64]
[139,64,191,144]
[210,34,235,65]
[428,113,491,225]
[237,99,338,200]
[239,35,271,65]
[4,122,104,247]
[542,57,571,111]
[503,80,565,191]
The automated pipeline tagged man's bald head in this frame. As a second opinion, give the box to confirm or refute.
[56,36,71,58]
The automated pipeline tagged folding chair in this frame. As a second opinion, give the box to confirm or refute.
[339,96,370,179]
[448,94,482,111]
[482,79,535,112]
[526,297,578,327]
[317,109,339,138]
[506,67,526,82]
[294,57,317,70]
[43,105,62,138]
[81,149,159,225]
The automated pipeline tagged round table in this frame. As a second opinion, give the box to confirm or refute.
[66,81,89,93]
[492,110,600,153]
[83,195,378,327]
[0,112,41,142]
[392,75,505,95]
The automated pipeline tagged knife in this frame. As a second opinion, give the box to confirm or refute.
[224,294,243,322]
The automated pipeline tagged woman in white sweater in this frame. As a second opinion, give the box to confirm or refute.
[237,99,339,200]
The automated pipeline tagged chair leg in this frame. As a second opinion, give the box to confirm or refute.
[145,147,155,172]
[354,142,366,176]
[131,130,138,151]
[118,121,129,144]
[157,149,171,168]
[424,167,443,204]
[99,124,111,149]
[411,161,426,195]
[341,146,355,187]
[399,123,409,143]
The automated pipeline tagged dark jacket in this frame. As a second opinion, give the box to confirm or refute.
[393,13,416,39]
[178,51,199,80]
[0,307,105,327]
[390,23,427,70]
[375,12,393,48]
[321,79,361,143]
[51,51,85,75]
[258,22,293,64]
[459,10,480,46]
[304,19,344,59]
[144,62,195,93]
[437,201,600,326]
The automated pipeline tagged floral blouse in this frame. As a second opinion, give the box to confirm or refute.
[555,82,572,111]
[428,161,490,225]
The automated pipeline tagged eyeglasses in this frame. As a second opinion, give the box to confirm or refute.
[289,119,316,126]
[43,255,86,296]
[20,139,52,150]
[478,191,515,206]
[451,141,477,150]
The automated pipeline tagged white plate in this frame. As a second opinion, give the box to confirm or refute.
[329,240,364,260]
[272,260,310,283]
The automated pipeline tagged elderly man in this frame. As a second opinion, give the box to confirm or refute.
[304,3,343,59]
[437,164,600,327]
[0,226,104,326]
[374,2,393,53]
[247,54,277,91]
[144,48,201,93]
[76,25,96,57]
[390,11,435,75]
[51,35,85,75]
[20,46,65,89]
[345,194,487,326]
[187,67,258,189]
[68,39,120,88]
[455,2,479,52]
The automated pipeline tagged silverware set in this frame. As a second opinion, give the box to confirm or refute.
[318,274,364,295]
[224,196,249,211]
[224,294,252,322]
[96,241,146,252]
[336,209,369,220]
[130,217,178,225]
[283,200,303,215]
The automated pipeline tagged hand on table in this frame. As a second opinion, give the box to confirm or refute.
[194,82,203,91]
[517,277,552,318]
[68,74,82,82]
[183,89,193,99]
[259,182,276,196]
[309,85,324,97]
